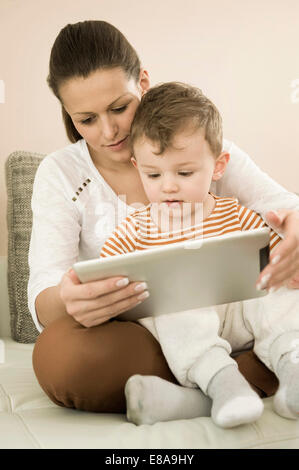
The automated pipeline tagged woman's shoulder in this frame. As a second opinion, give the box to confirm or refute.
[38,139,89,174]
[222,138,252,162]
[222,138,233,152]
[222,138,245,155]
[34,139,99,195]
[32,140,112,209]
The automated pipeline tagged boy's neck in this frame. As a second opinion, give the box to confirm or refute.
[150,192,216,234]
[202,192,216,219]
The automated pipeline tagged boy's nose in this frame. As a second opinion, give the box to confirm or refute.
[162,176,179,193]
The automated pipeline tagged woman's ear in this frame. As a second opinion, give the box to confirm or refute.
[139,68,150,96]
[212,152,230,181]
[131,156,138,168]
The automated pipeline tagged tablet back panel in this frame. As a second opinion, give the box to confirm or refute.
[73,227,270,320]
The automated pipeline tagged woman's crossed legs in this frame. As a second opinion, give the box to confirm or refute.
[32,313,278,420]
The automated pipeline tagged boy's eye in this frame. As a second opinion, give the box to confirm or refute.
[111,105,128,114]
[147,173,160,178]
[179,171,193,177]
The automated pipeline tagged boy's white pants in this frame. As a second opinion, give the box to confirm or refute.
[138,287,299,394]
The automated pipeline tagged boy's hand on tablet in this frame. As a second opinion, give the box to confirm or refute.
[257,209,299,291]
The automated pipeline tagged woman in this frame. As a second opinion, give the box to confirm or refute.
[29,20,299,419]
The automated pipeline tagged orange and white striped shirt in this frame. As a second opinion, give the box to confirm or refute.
[100,194,281,258]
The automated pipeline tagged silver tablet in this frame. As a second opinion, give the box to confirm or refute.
[73,227,270,320]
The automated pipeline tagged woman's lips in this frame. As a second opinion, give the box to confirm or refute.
[106,136,128,151]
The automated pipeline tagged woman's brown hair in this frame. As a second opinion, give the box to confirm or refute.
[47,20,141,142]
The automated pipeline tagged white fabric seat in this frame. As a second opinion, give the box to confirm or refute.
[1,257,299,449]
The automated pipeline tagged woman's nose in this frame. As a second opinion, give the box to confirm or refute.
[100,116,118,141]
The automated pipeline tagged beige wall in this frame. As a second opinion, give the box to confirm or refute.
[0,0,298,255]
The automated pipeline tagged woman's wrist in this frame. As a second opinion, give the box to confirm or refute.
[36,285,67,328]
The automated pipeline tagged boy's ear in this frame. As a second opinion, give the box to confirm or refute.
[212,152,230,181]
[131,156,138,168]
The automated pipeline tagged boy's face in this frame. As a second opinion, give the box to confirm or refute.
[132,126,229,220]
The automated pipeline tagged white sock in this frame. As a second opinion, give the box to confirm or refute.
[207,365,264,428]
[124,375,212,425]
[273,352,299,420]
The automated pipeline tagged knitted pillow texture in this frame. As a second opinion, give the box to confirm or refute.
[5,151,44,343]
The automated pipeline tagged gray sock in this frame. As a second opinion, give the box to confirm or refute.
[207,364,264,428]
[125,375,212,425]
[273,352,299,419]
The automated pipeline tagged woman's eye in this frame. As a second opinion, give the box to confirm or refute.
[81,117,94,125]
[179,172,193,177]
[112,105,128,114]
[80,105,128,124]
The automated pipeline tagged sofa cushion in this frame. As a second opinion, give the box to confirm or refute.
[1,337,299,449]
[5,151,45,343]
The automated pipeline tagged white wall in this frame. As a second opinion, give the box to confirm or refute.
[0,0,298,255]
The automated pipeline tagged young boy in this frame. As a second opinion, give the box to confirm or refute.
[100,82,299,428]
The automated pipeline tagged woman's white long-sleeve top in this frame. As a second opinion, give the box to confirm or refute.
[28,139,299,332]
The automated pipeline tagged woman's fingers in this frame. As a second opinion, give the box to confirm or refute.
[256,209,299,290]
[265,210,285,229]
[68,282,148,317]
[265,208,298,232]
[287,273,299,289]
[67,268,81,285]
[61,270,132,301]
[72,291,148,327]
[257,257,298,291]
[59,269,150,327]
[257,239,299,290]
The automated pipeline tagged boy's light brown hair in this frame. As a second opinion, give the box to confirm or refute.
[130,81,223,157]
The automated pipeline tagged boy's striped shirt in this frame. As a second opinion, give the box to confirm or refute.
[100,194,281,258]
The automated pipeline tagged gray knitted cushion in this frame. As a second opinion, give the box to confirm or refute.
[5,151,45,343]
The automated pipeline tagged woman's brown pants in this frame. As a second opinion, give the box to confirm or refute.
[32,315,279,413]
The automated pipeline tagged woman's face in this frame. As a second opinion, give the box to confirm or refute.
[59,67,150,167]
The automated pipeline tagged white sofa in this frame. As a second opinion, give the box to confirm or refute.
[1,255,299,449]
